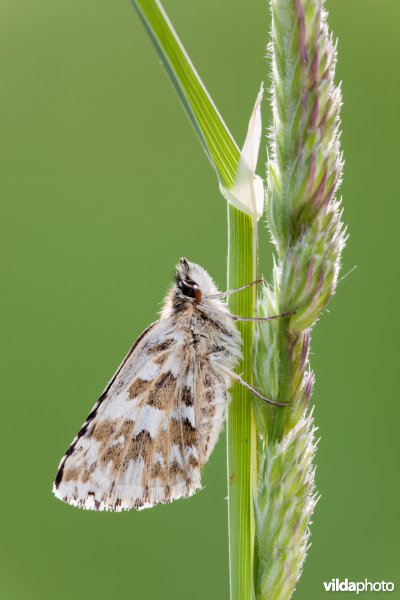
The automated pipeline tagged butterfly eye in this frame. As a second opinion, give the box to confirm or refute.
[178,279,202,303]
[179,279,197,298]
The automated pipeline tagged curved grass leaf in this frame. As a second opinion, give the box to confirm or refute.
[131,0,240,189]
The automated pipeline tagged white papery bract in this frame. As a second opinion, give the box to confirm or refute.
[220,85,265,221]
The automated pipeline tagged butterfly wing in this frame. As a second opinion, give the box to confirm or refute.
[53,318,204,511]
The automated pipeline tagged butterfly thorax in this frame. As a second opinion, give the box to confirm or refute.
[163,286,242,372]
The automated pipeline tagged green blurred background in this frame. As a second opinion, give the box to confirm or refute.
[1,0,399,598]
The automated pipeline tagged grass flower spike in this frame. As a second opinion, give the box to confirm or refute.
[253,0,346,597]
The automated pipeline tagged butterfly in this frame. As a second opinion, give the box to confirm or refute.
[53,258,286,511]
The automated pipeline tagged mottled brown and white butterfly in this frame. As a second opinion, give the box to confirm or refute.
[53,258,286,512]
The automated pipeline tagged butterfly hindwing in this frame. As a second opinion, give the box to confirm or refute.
[53,318,206,511]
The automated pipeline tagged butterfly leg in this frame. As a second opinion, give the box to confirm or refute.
[204,279,263,300]
[232,310,293,322]
[209,358,287,407]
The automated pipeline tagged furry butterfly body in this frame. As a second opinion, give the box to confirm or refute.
[53,259,243,511]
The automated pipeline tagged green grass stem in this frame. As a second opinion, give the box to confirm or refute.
[226,207,257,600]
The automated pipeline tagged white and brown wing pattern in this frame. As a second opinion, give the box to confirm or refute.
[53,316,229,512]
[53,258,244,512]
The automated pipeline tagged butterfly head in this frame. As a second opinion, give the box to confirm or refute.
[175,258,217,305]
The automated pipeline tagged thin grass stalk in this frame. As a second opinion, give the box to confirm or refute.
[227,206,257,600]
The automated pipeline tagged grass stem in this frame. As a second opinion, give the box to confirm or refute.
[226,205,257,600]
